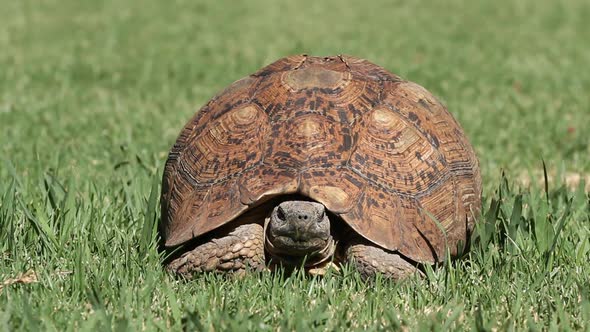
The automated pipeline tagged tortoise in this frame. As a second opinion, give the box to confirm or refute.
[160,54,482,280]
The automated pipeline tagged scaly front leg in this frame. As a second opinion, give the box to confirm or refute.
[345,237,422,280]
[167,223,265,277]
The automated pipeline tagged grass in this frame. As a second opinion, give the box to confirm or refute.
[1,0,589,330]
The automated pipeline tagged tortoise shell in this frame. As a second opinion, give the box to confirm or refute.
[160,55,482,264]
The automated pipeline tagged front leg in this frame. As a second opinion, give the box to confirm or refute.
[167,223,265,277]
[345,238,422,280]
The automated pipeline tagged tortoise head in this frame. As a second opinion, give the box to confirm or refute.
[265,200,334,265]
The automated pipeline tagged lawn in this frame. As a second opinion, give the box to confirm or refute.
[1,0,589,330]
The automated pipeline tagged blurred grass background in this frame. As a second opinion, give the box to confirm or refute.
[1,0,589,330]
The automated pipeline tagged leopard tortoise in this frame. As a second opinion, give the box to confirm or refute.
[160,55,482,280]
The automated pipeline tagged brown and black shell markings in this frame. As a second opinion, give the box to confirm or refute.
[160,55,482,264]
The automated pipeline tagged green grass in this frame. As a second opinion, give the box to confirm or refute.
[1,0,589,330]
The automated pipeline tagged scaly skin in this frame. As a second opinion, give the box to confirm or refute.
[167,223,265,277]
[345,237,422,280]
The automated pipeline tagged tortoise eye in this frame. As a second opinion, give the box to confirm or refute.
[276,207,286,221]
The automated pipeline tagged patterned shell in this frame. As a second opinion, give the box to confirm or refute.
[160,55,482,264]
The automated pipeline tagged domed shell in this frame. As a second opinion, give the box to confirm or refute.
[160,55,482,264]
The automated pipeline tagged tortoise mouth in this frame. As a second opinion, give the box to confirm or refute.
[265,234,336,267]
[270,235,329,256]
